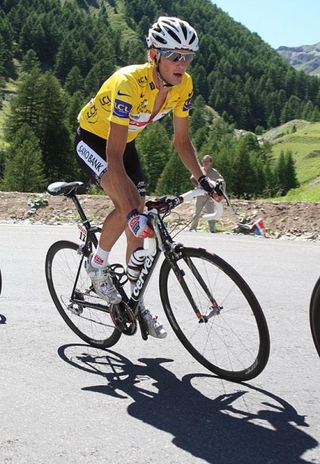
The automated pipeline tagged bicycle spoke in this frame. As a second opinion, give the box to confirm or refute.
[160,248,269,381]
[46,241,121,348]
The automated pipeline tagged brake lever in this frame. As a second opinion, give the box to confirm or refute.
[215,181,236,216]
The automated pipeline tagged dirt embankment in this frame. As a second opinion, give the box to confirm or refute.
[0,191,319,241]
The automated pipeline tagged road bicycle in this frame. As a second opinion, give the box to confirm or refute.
[310,277,320,357]
[45,181,270,382]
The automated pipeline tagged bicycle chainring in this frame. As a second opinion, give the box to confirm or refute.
[110,302,137,336]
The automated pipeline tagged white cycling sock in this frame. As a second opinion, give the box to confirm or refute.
[92,246,110,269]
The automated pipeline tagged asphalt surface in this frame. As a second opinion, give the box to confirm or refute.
[0,223,319,464]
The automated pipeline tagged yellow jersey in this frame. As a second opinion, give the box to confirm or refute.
[78,63,193,142]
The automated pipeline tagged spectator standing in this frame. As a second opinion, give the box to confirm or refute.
[190,155,225,233]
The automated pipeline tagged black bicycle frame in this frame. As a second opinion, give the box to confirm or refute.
[128,242,162,307]
[67,190,216,321]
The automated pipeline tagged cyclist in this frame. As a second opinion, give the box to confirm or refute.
[75,16,222,338]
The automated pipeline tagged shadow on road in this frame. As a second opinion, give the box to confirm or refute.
[58,344,318,464]
[0,314,7,324]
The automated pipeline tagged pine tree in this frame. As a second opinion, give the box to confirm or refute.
[135,122,172,194]
[5,68,44,142]
[275,150,287,196]
[285,150,299,191]
[156,152,191,196]
[2,125,46,192]
[232,136,257,198]
[65,66,83,95]
[37,72,75,182]
[20,49,40,73]
[5,69,76,184]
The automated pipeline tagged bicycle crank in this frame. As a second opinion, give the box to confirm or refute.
[110,302,137,335]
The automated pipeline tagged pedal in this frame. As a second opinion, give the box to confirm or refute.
[108,263,128,286]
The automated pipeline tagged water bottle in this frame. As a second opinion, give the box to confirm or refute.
[126,247,146,282]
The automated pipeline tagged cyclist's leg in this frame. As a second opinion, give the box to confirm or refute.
[75,128,138,253]
[190,196,205,231]
[75,128,127,303]
[122,141,146,262]
[122,144,167,339]
[204,198,216,232]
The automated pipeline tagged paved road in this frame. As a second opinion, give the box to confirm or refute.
[0,224,319,463]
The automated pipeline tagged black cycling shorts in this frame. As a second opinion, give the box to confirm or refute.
[75,127,146,196]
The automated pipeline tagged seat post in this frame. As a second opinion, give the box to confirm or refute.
[69,193,90,225]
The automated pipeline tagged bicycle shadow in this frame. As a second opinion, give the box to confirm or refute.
[58,344,318,464]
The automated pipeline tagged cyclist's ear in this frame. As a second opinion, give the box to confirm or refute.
[148,48,158,64]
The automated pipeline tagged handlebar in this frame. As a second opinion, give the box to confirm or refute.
[145,186,229,220]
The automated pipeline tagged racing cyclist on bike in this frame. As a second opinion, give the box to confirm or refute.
[75,16,222,338]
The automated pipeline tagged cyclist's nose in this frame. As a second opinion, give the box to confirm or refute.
[175,59,188,70]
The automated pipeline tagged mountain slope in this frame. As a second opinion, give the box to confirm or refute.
[1,0,320,131]
[277,43,320,76]
[262,121,320,200]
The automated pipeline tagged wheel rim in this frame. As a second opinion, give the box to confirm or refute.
[49,244,118,344]
[163,252,266,378]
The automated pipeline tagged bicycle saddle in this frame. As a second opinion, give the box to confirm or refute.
[47,181,84,196]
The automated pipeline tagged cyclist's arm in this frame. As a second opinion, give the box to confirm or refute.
[173,115,203,179]
[173,116,223,201]
[101,122,141,216]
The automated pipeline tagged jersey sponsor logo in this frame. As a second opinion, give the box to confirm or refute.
[86,104,98,121]
[117,90,131,97]
[183,96,193,111]
[138,76,148,86]
[100,95,111,107]
[113,99,132,118]
[137,99,148,112]
[76,141,107,178]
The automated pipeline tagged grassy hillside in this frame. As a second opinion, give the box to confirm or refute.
[263,120,320,200]
[0,100,9,149]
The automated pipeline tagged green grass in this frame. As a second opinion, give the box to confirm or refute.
[0,100,10,149]
[265,121,320,201]
[106,0,140,45]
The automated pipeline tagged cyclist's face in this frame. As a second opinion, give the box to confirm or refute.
[157,49,192,86]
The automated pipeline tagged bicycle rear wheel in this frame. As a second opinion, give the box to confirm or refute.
[310,277,320,357]
[159,247,270,381]
[45,240,121,348]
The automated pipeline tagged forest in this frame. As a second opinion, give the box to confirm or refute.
[0,0,314,196]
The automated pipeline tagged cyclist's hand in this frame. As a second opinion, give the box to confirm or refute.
[127,209,154,238]
[198,175,224,202]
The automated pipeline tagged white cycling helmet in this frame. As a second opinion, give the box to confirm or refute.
[146,16,199,52]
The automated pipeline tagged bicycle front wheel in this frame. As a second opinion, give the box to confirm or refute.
[310,277,320,357]
[45,240,121,348]
[159,247,270,381]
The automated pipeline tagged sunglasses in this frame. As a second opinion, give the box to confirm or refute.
[157,49,195,63]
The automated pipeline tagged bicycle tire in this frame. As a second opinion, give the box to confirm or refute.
[45,240,121,348]
[159,247,270,381]
[310,277,320,357]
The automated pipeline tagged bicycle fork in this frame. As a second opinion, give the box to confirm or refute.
[168,250,222,323]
